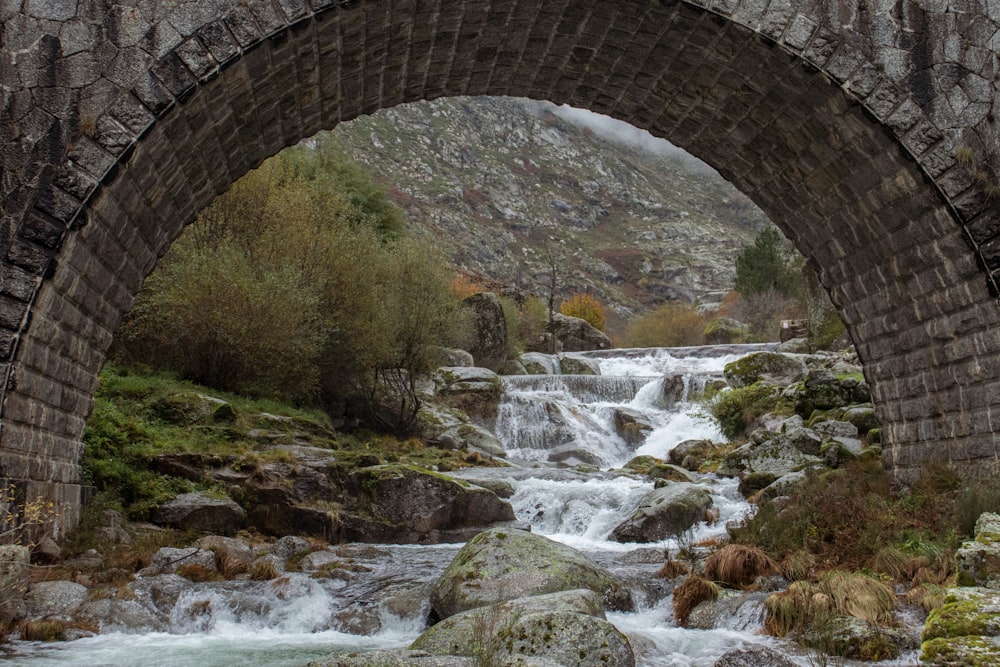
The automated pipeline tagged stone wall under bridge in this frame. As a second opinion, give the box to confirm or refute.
[2,0,1000,529]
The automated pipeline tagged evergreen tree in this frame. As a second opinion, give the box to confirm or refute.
[734,227,800,298]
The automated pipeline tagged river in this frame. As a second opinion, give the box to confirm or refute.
[2,345,919,666]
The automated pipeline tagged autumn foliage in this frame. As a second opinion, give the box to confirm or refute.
[560,292,607,331]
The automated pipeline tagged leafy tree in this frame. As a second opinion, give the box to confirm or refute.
[734,228,801,298]
[560,293,607,331]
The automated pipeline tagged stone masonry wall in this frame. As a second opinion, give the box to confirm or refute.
[1,0,999,524]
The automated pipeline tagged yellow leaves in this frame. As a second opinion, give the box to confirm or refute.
[560,292,606,331]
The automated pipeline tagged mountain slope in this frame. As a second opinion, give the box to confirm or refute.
[329,96,770,326]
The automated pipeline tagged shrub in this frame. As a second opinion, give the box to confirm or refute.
[621,302,707,348]
[560,292,606,331]
[710,383,779,439]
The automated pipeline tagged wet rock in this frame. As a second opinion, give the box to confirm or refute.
[430,528,633,618]
[668,439,716,471]
[412,590,606,654]
[557,354,601,375]
[714,645,798,667]
[267,535,311,561]
[436,423,506,458]
[342,466,515,543]
[519,353,557,375]
[75,597,167,633]
[685,589,768,630]
[610,482,712,543]
[724,352,807,388]
[547,445,603,467]
[310,650,475,666]
[799,613,914,661]
[613,408,654,446]
[153,491,245,536]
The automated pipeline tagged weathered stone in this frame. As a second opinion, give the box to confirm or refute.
[1,0,1000,536]
[25,580,88,619]
[152,491,245,536]
[550,313,611,352]
[430,528,634,618]
[0,545,30,623]
[462,293,508,371]
[714,646,798,667]
[957,513,1000,589]
[141,546,217,576]
[557,354,600,375]
[724,352,807,388]
[610,482,713,543]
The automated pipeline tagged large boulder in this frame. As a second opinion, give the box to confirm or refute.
[793,369,870,417]
[557,354,601,375]
[922,587,1000,666]
[610,483,713,543]
[342,466,516,543]
[25,580,88,620]
[723,352,807,389]
[0,545,29,623]
[432,367,503,422]
[153,391,236,425]
[718,428,824,479]
[152,491,245,536]
[463,292,508,371]
[412,589,605,653]
[429,528,634,619]
[551,313,611,352]
[957,513,1000,589]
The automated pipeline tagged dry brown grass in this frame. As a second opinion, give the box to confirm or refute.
[249,559,280,581]
[818,571,896,626]
[673,575,719,626]
[764,580,820,637]
[911,551,956,587]
[906,583,947,612]
[176,563,223,582]
[780,549,815,581]
[19,619,96,641]
[704,544,777,588]
[218,553,249,579]
[654,559,691,579]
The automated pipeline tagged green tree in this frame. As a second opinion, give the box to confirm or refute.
[734,228,800,298]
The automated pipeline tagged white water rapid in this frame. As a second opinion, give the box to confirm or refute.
[2,345,918,666]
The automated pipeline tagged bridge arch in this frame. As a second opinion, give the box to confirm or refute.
[2,0,1000,520]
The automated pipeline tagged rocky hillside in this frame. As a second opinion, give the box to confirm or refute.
[329,96,771,326]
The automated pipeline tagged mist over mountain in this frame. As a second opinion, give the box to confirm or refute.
[330,96,771,328]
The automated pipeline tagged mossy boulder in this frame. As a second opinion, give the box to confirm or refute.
[411,589,605,654]
[153,391,236,424]
[609,482,712,543]
[703,317,746,344]
[793,370,870,417]
[957,513,1000,588]
[558,355,601,375]
[799,613,912,661]
[718,429,823,478]
[345,466,515,542]
[429,528,634,619]
[724,352,807,389]
[921,587,1000,665]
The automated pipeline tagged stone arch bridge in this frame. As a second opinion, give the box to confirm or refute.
[2,0,1000,524]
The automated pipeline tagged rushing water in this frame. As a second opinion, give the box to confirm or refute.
[3,345,919,666]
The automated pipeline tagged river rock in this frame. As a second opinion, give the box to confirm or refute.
[685,589,768,630]
[25,580,88,619]
[412,590,606,653]
[668,439,716,471]
[723,352,807,388]
[436,423,506,458]
[430,528,634,618]
[714,645,798,667]
[557,354,601,375]
[519,353,557,375]
[342,466,515,543]
[551,313,611,352]
[74,596,167,633]
[793,370,869,417]
[141,547,217,576]
[152,491,245,536]
[613,408,654,446]
[610,482,713,543]
[463,292,508,371]
[433,366,501,395]
[799,613,915,661]
[719,428,823,478]
[957,513,1000,588]
[194,535,254,570]
[310,650,476,666]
